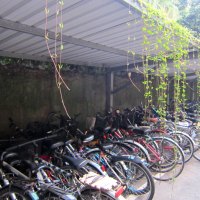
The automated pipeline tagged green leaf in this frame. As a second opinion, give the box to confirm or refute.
[59,23,64,29]
[44,7,49,14]
[45,33,49,40]
[59,0,64,6]
[58,64,63,69]
[147,29,153,35]
[60,44,64,50]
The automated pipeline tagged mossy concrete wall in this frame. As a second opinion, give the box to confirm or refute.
[0,66,144,136]
[1,65,196,136]
[113,75,145,109]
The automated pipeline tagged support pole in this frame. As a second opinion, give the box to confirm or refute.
[105,70,114,112]
[192,81,195,101]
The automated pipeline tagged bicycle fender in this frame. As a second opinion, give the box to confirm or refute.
[124,140,151,161]
[112,155,143,164]
[87,160,107,175]
[84,148,100,155]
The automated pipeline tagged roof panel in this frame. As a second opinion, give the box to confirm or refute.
[0,0,197,70]
[31,0,89,27]
[45,1,126,33]
[0,0,26,17]
[0,29,18,43]
[0,0,142,67]
[11,39,46,54]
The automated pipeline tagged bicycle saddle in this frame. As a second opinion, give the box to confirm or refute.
[62,155,88,170]
[104,126,112,133]
[21,159,38,171]
[75,130,95,143]
[50,141,65,150]
[82,134,94,143]
[129,126,151,135]
[4,152,19,161]
[102,143,114,150]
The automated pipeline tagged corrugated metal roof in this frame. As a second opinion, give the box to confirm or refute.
[0,0,148,67]
[0,0,199,72]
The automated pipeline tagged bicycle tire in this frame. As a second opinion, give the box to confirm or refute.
[171,131,194,162]
[85,149,155,200]
[78,188,126,200]
[150,136,185,181]
[103,141,136,156]
[62,164,125,200]
[0,185,33,200]
[124,140,151,162]
[190,128,200,161]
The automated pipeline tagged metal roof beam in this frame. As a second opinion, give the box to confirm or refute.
[115,0,142,15]
[0,50,106,67]
[111,50,199,72]
[0,18,130,57]
[0,50,50,62]
[0,0,30,18]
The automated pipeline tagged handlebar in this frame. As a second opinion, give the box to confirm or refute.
[0,128,67,161]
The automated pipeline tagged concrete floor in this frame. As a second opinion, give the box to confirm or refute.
[153,157,200,200]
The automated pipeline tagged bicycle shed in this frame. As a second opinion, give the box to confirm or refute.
[0,0,199,129]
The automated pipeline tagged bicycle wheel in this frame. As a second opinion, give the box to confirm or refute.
[0,185,33,200]
[78,189,126,200]
[190,127,200,161]
[85,150,155,200]
[43,192,76,200]
[124,140,150,163]
[102,142,135,156]
[110,158,155,200]
[170,131,194,162]
[150,137,185,181]
[165,121,175,131]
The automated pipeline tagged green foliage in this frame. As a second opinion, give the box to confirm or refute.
[143,0,199,38]
[137,0,196,120]
[178,0,200,38]
[196,70,200,112]
[0,57,107,75]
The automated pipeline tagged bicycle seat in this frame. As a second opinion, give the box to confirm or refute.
[62,155,88,170]
[102,143,113,150]
[127,125,135,130]
[82,134,94,143]
[4,152,19,161]
[22,159,38,171]
[130,127,145,135]
[147,118,158,123]
[104,126,112,133]
[130,126,151,135]
[50,141,65,150]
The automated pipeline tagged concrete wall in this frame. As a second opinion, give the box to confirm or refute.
[1,65,197,136]
[0,66,144,136]
[113,75,145,109]
[0,66,106,135]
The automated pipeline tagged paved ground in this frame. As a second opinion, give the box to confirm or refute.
[153,157,200,200]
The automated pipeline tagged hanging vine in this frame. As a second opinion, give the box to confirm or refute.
[45,0,71,118]
[196,70,200,112]
[136,0,198,122]
[126,5,142,94]
[140,11,154,116]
